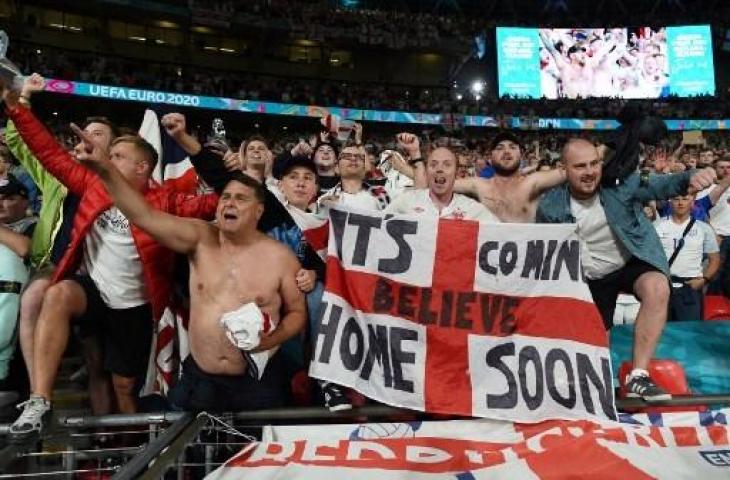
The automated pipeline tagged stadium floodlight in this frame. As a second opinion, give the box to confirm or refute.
[471,80,485,94]
[456,93,463,101]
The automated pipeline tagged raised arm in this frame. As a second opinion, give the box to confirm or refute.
[708,174,730,206]
[454,177,481,197]
[396,132,427,189]
[162,113,240,192]
[71,124,207,255]
[527,167,567,200]
[254,252,306,352]
[3,90,91,197]
[4,74,56,192]
[669,140,686,164]
[635,169,715,203]
[539,30,567,70]
[587,38,619,69]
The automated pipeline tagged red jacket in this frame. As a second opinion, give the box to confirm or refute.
[8,106,218,319]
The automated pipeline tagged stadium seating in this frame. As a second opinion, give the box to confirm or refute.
[618,360,706,413]
[704,295,730,321]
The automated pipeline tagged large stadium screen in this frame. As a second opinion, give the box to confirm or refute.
[496,26,715,99]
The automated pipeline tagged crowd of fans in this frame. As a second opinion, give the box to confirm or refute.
[193,0,730,37]
[0,69,729,443]
[196,0,476,48]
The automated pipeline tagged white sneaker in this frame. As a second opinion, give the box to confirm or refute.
[9,394,52,442]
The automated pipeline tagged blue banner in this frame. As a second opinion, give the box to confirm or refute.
[666,25,716,96]
[43,78,730,130]
[610,321,730,395]
[496,27,542,98]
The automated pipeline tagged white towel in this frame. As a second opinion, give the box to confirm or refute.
[219,302,279,380]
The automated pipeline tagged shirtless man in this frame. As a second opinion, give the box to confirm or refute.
[72,126,306,412]
[397,132,565,223]
[540,30,592,98]
[539,29,617,99]
[588,34,624,97]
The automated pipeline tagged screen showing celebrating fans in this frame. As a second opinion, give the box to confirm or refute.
[496,26,715,99]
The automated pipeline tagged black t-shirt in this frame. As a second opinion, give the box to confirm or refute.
[318,175,339,194]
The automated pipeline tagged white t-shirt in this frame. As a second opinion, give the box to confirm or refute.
[570,194,631,280]
[318,186,383,212]
[709,185,730,236]
[385,189,499,222]
[654,217,719,280]
[82,208,147,309]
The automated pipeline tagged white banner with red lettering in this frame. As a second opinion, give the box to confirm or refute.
[206,417,730,479]
[308,207,614,423]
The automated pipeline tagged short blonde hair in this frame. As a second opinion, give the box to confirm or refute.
[111,135,158,169]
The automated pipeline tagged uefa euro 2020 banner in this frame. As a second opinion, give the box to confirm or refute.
[310,207,614,423]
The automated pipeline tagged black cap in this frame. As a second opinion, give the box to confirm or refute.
[490,131,522,151]
[0,174,28,198]
[276,155,318,180]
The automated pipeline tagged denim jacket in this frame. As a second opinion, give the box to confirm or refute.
[536,171,692,277]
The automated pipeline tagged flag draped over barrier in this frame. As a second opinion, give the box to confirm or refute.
[308,207,613,423]
[206,415,730,479]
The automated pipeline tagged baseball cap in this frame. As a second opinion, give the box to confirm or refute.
[0,174,28,198]
[276,155,318,180]
[490,131,522,151]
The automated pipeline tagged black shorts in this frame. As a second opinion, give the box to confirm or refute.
[586,258,664,330]
[168,355,290,413]
[69,274,153,379]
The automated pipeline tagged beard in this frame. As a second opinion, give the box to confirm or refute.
[492,161,520,177]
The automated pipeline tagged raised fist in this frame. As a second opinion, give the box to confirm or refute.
[396,132,421,159]
[21,73,45,98]
[160,113,187,139]
[689,167,716,194]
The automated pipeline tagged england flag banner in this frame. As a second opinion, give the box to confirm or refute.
[309,207,615,423]
[206,417,730,479]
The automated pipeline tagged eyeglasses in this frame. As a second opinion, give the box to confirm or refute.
[340,153,366,162]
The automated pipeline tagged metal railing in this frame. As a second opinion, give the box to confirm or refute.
[0,395,728,478]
